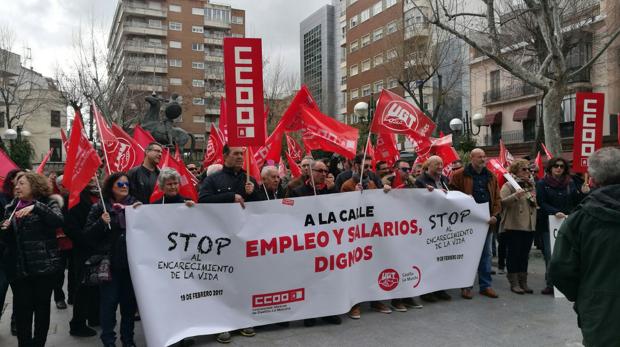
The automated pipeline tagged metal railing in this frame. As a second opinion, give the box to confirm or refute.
[484,83,538,104]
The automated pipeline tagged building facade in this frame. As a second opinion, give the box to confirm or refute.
[300,5,338,118]
[468,0,619,156]
[107,0,245,152]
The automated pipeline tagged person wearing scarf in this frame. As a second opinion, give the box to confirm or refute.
[499,159,538,295]
[84,172,141,347]
[535,157,586,295]
[152,168,195,206]
[1,172,64,347]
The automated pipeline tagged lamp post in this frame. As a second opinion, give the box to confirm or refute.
[354,93,375,181]
[449,111,483,150]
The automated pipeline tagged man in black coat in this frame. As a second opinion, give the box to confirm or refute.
[256,166,284,201]
[127,142,162,204]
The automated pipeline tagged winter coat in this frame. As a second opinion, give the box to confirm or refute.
[152,194,190,204]
[127,165,160,204]
[198,166,259,203]
[335,170,383,191]
[449,165,502,218]
[499,180,537,232]
[1,195,64,280]
[535,175,584,233]
[549,184,620,347]
[256,185,285,201]
[414,172,449,190]
[83,196,137,270]
[289,182,337,197]
[341,175,377,192]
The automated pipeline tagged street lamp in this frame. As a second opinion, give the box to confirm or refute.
[3,129,17,140]
[449,111,482,136]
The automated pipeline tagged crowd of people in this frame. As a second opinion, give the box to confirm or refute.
[0,141,619,347]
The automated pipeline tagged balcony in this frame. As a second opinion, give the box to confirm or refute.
[205,72,224,80]
[205,107,220,115]
[204,19,230,29]
[123,22,167,37]
[123,3,167,18]
[124,60,168,74]
[404,23,430,40]
[126,76,168,92]
[205,55,224,63]
[124,41,167,55]
[483,83,539,104]
[204,37,224,46]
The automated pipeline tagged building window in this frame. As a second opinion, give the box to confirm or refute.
[192,43,204,51]
[192,26,204,33]
[388,79,398,89]
[231,16,244,24]
[386,0,397,8]
[387,21,398,34]
[350,64,359,76]
[350,89,359,100]
[148,19,162,28]
[490,70,500,95]
[193,97,204,105]
[362,84,371,96]
[386,49,398,60]
[169,4,181,12]
[50,110,61,127]
[169,22,182,31]
[373,28,383,41]
[205,7,231,23]
[362,59,371,71]
[350,40,359,52]
[350,15,358,28]
[372,1,383,15]
[192,79,205,87]
[374,80,384,92]
[374,53,384,66]
[192,7,204,15]
[50,139,62,162]
[360,9,370,22]
[169,41,182,49]
[192,61,205,69]
[169,59,182,67]
[170,78,182,85]
[361,35,371,47]
[561,94,577,122]
[193,115,206,123]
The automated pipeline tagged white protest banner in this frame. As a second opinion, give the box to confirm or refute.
[126,189,490,347]
[548,216,566,298]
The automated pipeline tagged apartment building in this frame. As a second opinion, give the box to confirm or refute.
[469,0,620,155]
[107,0,245,150]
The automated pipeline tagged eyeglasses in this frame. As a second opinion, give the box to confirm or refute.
[363,164,370,169]
[552,164,565,169]
[520,168,531,172]
[312,169,329,174]
[187,167,197,171]
[379,167,388,171]
[399,167,411,172]
[116,181,129,188]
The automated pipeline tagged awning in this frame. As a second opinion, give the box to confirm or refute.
[513,105,537,122]
[482,111,502,126]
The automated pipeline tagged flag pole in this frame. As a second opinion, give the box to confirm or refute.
[246,147,250,184]
[309,160,317,196]
[262,184,270,201]
[93,174,111,230]
[359,93,374,187]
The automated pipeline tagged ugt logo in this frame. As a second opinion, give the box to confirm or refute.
[377,269,399,291]
[382,101,418,132]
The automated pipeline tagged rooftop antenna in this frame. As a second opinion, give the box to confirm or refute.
[24,47,32,70]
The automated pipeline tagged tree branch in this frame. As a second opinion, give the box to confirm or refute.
[569,27,620,79]
[537,53,553,76]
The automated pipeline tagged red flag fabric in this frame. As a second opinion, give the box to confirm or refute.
[0,148,19,187]
[279,85,320,132]
[60,128,69,151]
[133,124,156,151]
[93,105,118,174]
[499,139,514,167]
[300,106,358,159]
[286,134,304,163]
[286,151,302,178]
[371,89,436,148]
[149,152,198,203]
[110,123,145,173]
[203,124,226,168]
[174,144,181,161]
[391,168,404,189]
[253,121,284,168]
[244,147,262,184]
[374,133,400,167]
[541,142,553,159]
[439,131,445,137]
[487,158,507,189]
[63,112,103,209]
[278,157,287,179]
[535,152,544,179]
[36,149,53,174]
[364,139,376,169]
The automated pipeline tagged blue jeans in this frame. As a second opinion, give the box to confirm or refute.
[477,232,493,291]
[99,268,137,346]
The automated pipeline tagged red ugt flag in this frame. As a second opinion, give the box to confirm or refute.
[63,112,102,209]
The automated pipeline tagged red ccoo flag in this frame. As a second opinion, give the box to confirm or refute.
[300,106,358,159]
[36,149,53,174]
[63,112,102,209]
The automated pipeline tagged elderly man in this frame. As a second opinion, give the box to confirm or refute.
[450,148,501,299]
[549,147,620,347]
[286,156,314,196]
[257,166,284,200]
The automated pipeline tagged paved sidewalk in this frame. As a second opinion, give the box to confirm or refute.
[0,253,583,347]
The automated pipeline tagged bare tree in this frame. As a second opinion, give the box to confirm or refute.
[416,0,620,155]
[263,53,299,132]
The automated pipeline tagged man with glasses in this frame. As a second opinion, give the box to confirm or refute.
[127,142,162,204]
[341,154,379,191]
[383,160,416,188]
[375,161,390,179]
[449,148,501,300]
[335,155,383,191]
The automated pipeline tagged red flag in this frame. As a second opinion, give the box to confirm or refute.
[133,124,156,151]
[110,123,145,172]
[253,121,285,168]
[371,89,436,148]
[573,92,605,173]
[63,112,103,209]
[374,133,400,167]
[244,147,262,184]
[540,142,553,159]
[486,158,508,189]
[36,149,53,174]
[278,157,287,179]
[203,124,225,168]
[60,128,69,151]
[279,85,320,132]
[0,148,19,187]
[174,144,182,161]
[439,130,445,137]
[93,105,118,174]
[300,106,358,159]
[391,168,404,189]
[364,139,376,169]
[535,152,544,179]
[499,139,514,167]
[149,152,198,203]
[286,134,304,163]
[286,151,302,178]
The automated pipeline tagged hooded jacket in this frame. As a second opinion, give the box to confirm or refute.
[549,184,620,347]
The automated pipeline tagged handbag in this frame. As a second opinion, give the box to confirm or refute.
[82,254,112,286]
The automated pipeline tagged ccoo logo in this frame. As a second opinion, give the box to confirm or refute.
[380,101,419,132]
[378,269,400,291]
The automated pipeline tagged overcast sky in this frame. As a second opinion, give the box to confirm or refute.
[0,0,331,78]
